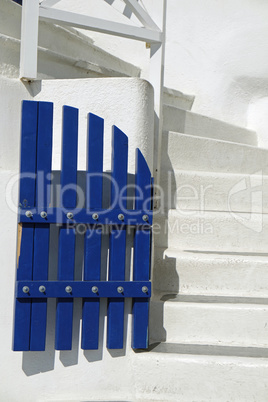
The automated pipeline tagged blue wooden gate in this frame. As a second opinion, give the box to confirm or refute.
[13,100,152,351]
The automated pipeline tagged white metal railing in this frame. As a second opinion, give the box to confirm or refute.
[19,0,166,194]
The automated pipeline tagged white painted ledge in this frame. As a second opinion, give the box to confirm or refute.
[153,246,268,297]
[163,86,195,110]
[132,351,268,401]
[163,131,268,174]
[163,105,257,146]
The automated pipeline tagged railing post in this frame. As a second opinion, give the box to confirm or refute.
[149,0,167,210]
[19,0,39,81]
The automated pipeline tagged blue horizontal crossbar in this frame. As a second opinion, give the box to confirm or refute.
[19,208,152,226]
[16,281,151,298]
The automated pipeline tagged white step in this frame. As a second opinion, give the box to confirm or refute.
[132,348,268,401]
[1,0,140,79]
[163,105,257,145]
[163,131,268,174]
[160,169,268,213]
[153,247,268,297]
[163,87,195,110]
[160,209,268,252]
[150,295,268,347]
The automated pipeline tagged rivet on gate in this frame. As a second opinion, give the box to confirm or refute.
[67,212,73,219]
[22,286,29,293]
[39,285,46,293]
[40,211,47,219]
[92,286,98,293]
[92,213,99,221]
[25,210,33,218]
[65,286,72,293]
[117,286,124,294]
[118,214,124,221]
[142,214,149,222]
[142,286,148,293]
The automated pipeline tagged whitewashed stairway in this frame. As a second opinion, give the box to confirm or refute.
[133,92,268,401]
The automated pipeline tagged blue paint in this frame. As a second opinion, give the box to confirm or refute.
[82,113,104,350]
[132,149,152,349]
[55,106,78,351]
[13,101,38,351]
[16,281,151,298]
[14,106,153,352]
[86,113,104,209]
[19,207,152,225]
[30,102,53,351]
[107,126,128,349]
[18,101,38,209]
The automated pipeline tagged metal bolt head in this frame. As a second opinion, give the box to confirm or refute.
[22,286,29,293]
[142,286,148,293]
[65,286,72,293]
[40,211,47,219]
[91,286,98,294]
[25,210,33,218]
[92,213,99,221]
[118,214,124,221]
[142,214,149,222]
[67,212,73,219]
[39,285,46,293]
[117,286,124,294]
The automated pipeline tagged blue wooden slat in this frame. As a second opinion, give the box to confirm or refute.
[13,101,38,351]
[30,102,53,351]
[19,208,152,225]
[132,149,151,349]
[55,106,78,350]
[16,280,151,298]
[82,113,104,350]
[107,126,128,349]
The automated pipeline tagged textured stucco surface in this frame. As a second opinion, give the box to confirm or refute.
[0,76,154,402]
[2,1,268,399]
[0,0,140,80]
[52,0,268,145]
[34,78,154,173]
[3,0,268,143]
[0,77,154,173]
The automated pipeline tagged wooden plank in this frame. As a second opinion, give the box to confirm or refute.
[19,208,151,225]
[55,106,78,350]
[149,0,167,193]
[30,102,53,351]
[20,0,39,80]
[13,101,38,351]
[16,281,151,298]
[39,7,162,44]
[82,113,104,350]
[132,149,151,349]
[107,126,128,349]
[122,0,160,30]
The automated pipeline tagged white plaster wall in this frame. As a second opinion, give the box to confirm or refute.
[0,77,154,173]
[52,0,268,144]
[0,0,141,80]
[51,0,151,77]
[34,78,154,173]
[0,76,154,402]
[163,0,268,130]
[4,0,268,141]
